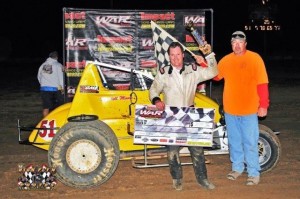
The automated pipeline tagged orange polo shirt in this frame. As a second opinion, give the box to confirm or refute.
[217,50,269,115]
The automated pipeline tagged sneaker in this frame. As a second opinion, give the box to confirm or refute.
[198,179,216,190]
[227,171,242,180]
[246,176,260,185]
[172,179,183,191]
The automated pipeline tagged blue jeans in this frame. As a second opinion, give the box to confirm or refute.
[225,113,261,177]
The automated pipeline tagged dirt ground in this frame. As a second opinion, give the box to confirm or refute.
[0,62,300,199]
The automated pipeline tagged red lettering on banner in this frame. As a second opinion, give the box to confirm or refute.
[65,61,86,69]
[140,60,157,68]
[97,36,132,43]
[65,12,86,20]
[140,12,175,21]
[185,35,196,43]
[139,110,163,118]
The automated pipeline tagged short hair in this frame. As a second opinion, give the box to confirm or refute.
[49,51,58,58]
[167,42,184,54]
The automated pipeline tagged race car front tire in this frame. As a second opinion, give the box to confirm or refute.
[48,120,120,189]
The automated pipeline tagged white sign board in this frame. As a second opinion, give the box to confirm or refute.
[134,104,215,147]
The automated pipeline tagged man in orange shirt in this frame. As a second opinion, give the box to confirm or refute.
[214,31,269,185]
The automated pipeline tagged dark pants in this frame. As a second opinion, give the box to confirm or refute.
[167,145,207,183]
[41,91,64,111]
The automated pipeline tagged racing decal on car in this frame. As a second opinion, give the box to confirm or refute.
[111,96,131,100]
[80,85,99,93]
[38,120,57,141]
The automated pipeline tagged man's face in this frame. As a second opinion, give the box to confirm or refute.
[169,46,184,68]
[231,39,247,55]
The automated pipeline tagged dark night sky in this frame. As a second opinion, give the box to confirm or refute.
[0,0,298,64]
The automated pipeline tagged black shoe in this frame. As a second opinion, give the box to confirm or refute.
[172,179,183,191]
[198,179,215,190]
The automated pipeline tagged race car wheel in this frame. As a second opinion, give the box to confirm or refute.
[67,114,98,122]
[48,120,120,189]
[258,128,281,173]
[259,123,275,134]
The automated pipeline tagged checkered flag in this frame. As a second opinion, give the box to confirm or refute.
[151,21,196,69]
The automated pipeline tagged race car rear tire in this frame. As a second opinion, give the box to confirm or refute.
[259,123,274,134]
[48,120,120,189]
[258,128,281,173]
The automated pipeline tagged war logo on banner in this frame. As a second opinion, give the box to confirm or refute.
[134,104,215,147]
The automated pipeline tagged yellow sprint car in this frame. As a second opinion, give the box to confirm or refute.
[18,61,281,189]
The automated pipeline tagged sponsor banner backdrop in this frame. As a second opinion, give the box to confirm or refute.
[63,8,210,99]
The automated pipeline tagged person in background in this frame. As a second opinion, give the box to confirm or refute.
[214,31,269,185]
[149,42,218,191]
[37,51,64,117]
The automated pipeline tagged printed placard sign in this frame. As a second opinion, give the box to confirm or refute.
[134,104,215,147]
